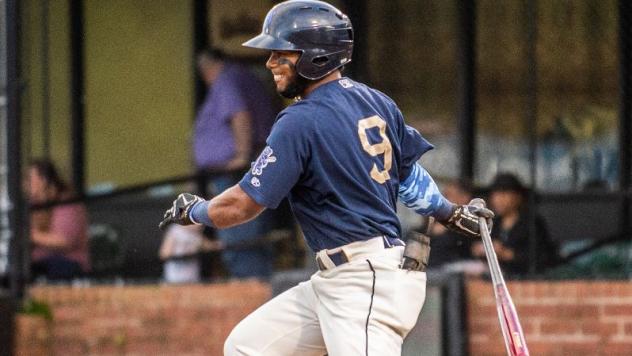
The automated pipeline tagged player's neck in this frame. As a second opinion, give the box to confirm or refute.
[302,71,342,98]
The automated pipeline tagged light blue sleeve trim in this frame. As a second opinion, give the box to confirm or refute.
[398,163,454,221]
[189,200,215,228]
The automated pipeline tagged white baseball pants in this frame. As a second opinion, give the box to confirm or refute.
[224,238,427,356]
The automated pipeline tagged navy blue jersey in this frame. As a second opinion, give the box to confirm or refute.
[239,78,432,252]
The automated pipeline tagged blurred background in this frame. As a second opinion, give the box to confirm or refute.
[1,0,631,355]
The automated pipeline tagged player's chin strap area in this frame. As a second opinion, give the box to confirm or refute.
[315,236,405,271]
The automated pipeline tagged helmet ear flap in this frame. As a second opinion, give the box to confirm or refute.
[295,53,327,80]
[294,54,312,80]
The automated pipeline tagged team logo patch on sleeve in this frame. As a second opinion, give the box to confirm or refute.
[339,78,353,88]
[251,146,277,176]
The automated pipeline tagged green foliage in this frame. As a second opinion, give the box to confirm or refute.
[19,298,53,321]
[545,240,632,279]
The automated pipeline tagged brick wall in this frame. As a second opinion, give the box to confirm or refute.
[15,280,632,355]
[467,280,632,356]
[16,281,270,355]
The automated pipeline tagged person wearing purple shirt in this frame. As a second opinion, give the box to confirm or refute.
[193,51,275,170]
[193,49,277,279]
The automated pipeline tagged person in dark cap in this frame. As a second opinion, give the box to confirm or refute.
[471,172,557,276]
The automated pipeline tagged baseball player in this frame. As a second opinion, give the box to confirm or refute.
[160,1,493,355]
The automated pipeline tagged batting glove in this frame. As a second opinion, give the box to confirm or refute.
[159,193,205,230]
[442,198,494,238]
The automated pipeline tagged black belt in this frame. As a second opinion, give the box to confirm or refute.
[316,236,405,271]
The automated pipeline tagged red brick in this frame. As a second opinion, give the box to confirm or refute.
[52,336,89,355]
[466,280,632,356]
[467,284,489,297]
[581,322,619,337]
[521,304,599,318]
[604,305,632,316]
[520,320,539,335]
[601,342,632,355]
[469,341,506,356]
[554,341,601,354]
[523,341,555,355]
[469,319,498,330]
[540,320,581,335]
[596,283,632,298]
[468,304,497,317]
[532,282,556,298]
[15,282,271,356]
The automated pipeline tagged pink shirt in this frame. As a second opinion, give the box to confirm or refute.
[31,202,91,272]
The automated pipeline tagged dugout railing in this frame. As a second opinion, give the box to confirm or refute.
[16,171,632,282]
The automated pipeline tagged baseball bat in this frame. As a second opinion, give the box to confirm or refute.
[472,199,530,356]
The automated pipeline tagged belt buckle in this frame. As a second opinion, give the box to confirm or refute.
[329,250,349,267]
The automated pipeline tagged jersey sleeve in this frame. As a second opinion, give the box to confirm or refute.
[239,111,309,208]
[396,108,433,179]
[398,163,454,220]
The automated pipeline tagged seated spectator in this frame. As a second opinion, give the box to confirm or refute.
[28,159,90,280]
[159,224,220,284]
[427,179,474,268]
[472,173,558,276]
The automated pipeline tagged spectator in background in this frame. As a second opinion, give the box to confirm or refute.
[427,179,474,268]
[28,159,90,281]
[159,224,220,284]
[472,172,558,276]
[192,48,277,279]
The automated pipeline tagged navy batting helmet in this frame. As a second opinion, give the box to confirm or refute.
[242,0,353,80]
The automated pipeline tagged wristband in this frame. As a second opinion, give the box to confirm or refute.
[189,200,215,228]
[434,199,456,222]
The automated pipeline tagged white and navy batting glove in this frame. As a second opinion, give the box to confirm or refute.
[442,198,494,238]
[159,193,205,230]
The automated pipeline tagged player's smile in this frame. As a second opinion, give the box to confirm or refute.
[266,50,301,94]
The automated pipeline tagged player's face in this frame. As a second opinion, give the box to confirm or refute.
[266,50,307,98]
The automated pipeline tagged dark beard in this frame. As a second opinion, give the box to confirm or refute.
[279,75,309,99]
[277,58,310,99]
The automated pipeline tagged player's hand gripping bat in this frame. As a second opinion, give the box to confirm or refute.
[471,198,530,356]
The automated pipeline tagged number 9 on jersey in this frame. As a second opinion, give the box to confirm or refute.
[357,115,393,184]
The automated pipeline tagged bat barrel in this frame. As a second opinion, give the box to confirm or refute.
[479,217,530,356]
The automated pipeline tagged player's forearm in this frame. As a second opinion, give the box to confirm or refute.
[209,188,259,228]
[398,163,454,221]
[190,185,264,229]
